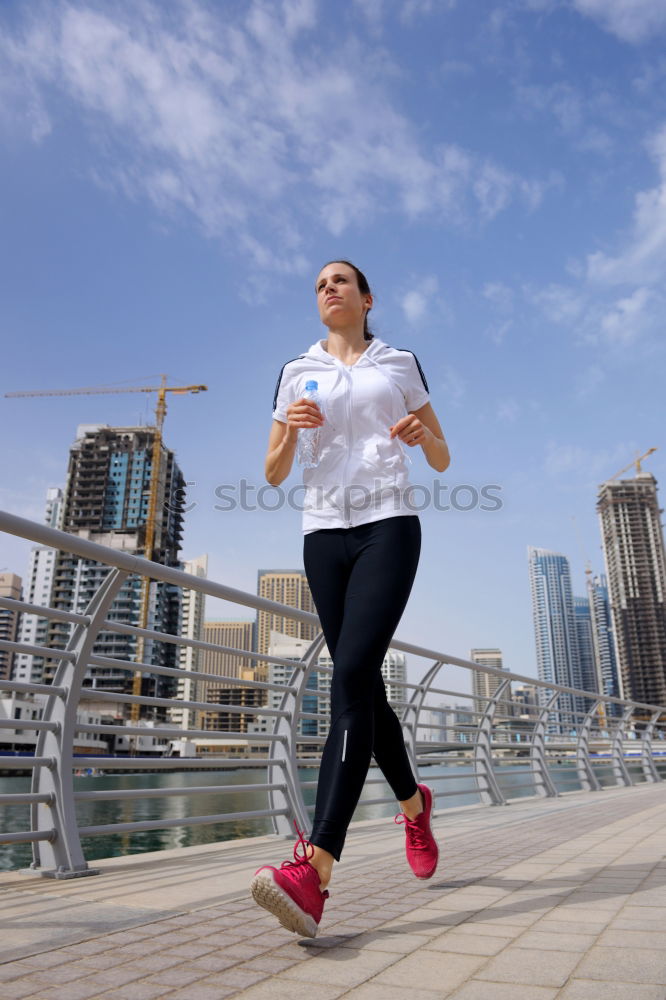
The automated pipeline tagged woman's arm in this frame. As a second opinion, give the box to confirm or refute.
[265,398,324,486]
[389,402,450,474]
[265,420,298,486]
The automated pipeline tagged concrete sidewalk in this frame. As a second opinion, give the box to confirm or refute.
[1,782,666,999]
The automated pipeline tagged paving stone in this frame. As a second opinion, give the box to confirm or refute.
[371,950,486,992]
[473,946,582,987]
[16,981,104,1000]
[99,986,189,1000]
[233,978,348,999]
[599,928,666,949]
[159,988,237,1000]
[0,979,52,1000]
[424,930,512,955]
[240,955,300,974]
[277,947,399,988]
[192,967,270,989]
[532,916,609,935]
[180,953,242,974]
[335,930,428,953]
[557,980,666,999]
[516,929,596,952]
[446,984,559,1000]
[141,964,214,988]
[575,945,666,984]
[343,984,441,999]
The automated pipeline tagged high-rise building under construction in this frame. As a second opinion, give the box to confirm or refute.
[597,471,666,707]
[46,424,187,715]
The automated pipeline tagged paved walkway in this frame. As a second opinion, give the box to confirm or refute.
[1,783,666,999]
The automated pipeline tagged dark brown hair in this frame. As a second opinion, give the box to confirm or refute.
[319,259,374,341]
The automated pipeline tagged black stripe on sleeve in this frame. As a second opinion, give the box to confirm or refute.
[397,349,429,393]
[272,356,305,412]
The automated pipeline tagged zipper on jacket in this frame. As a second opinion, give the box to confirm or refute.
[344,381,352,526]
[342,372,352,527]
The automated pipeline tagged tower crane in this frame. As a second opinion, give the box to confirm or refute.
[5,376,207,723]
[608,447,657,481]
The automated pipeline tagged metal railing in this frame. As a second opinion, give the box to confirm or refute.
[0,508,664,878]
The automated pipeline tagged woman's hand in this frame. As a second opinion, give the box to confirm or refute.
[389,404,450,473]
[389,414,427,447]
[285,398,324,439]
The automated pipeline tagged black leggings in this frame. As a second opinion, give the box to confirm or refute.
[302,514,421,861]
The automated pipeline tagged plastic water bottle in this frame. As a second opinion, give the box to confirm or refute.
[297,380,322,468]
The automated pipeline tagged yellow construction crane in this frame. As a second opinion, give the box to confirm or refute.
[609,447,657,481]
[5,376,207,723]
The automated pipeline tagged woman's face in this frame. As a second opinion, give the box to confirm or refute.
[315,262,372,330]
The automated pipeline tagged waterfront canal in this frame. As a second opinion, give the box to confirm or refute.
[0,760,641,871]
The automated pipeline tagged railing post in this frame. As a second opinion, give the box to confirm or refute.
[576,699,602,792]
[611,704,634,787]
[24,567,128,878]
[473,678,509,806]
[641,710,662,783]
[267,631,327,837]
[403,659,442,781]
[530,692,559,797]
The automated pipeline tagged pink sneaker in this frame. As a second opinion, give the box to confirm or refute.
[395,783,439,879]
[250,824,329,938]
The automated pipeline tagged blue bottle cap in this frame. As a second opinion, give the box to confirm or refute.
[305,380,318,391]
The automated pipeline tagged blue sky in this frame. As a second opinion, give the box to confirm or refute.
[1,0,666,694]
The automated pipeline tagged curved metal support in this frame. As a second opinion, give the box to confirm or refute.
[473,678,510,806]
[268,630,328,837]
[611,704,634,787]
[26,567,128,878]
[402,659,443,781]
[640,710,662,784]
[576,699,602,792]
[530,692,559,797]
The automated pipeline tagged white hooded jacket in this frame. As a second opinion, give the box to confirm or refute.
[272,336,430,533]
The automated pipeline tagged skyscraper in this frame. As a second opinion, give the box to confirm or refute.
[197,621,256,732]
[45,425,186,716]
[0,573,22,681]
[170,554,208,731]
[13,487,63,686]
[255,570,318,678]
[587,573,621,708]
[572,595,597,717]
[527,547,581,731]
[597,471,666,707]
[470,648,508,716]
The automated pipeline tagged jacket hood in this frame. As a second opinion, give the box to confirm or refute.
[302,336,387,366]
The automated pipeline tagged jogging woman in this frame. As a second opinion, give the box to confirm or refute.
[250,260,450,937]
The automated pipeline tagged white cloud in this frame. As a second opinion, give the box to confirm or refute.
[587,125,666,286]
[483,281,514,313]
[497,398,520,423]
[599,287,654,345]
[0,1,549,268]
[526,283,585,325]
[522,123,666,351]
[515,81,612,156]
[353,0,385,32]
[543,441,632,480]
[483,282,514,344]
[438,364,466,407]
[571,0,666,44]
[401,0,455,22]
[574,364,605,398]
[400,276,438,324]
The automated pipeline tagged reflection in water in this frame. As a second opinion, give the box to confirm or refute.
[1,759,659,871]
